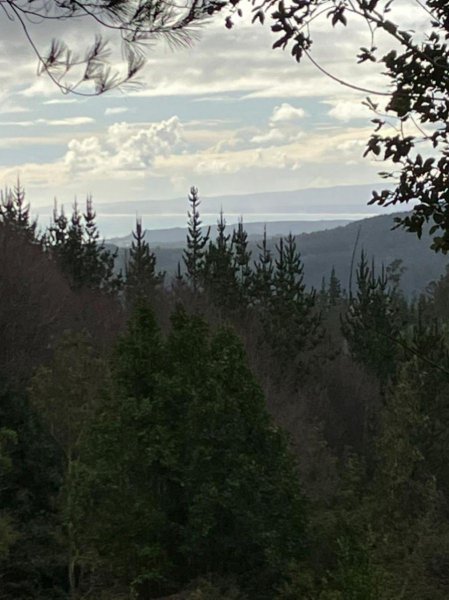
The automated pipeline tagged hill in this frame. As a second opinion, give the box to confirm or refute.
[112,212,448,297]
[108,219,352,247]
[41,183,392,238]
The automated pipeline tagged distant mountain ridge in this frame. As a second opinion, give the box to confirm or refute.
[38,183,394,238]
[112,211,448,297]
[108,219,352,247]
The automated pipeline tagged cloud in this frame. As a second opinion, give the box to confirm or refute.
[44,99,79,105]
[0,117,94,127]
[249,104,305,146]
[64,116,185,174]
[105,107,129,116]
[327,99,371,122]
[270,103,306,123]
[251,128,289,145]
[46,117,95,126]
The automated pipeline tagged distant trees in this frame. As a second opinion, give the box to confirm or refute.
[0,180,37,241]
[47,197,121,293]
[342,251,404,383]
[125,217,165,305]
[183,186,210,293]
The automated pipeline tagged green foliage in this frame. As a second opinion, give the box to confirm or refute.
[342,251,405,382]
[183,187,210,292]
[0,383,66,600]
[0,180,37,241]
[231,218,252,303]
[4,187,449,600]
[187,575,247,599]
[250,231,320,378]
[29,333,108,598]
[78,302,305,598]
[47,197,121,292]
[125,217,165,305]
[0,428,18,560]
[328,267,342,306]
[250,226,274,312]
[203,211,240,311]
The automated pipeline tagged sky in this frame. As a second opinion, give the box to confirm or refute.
[0,0,430,233]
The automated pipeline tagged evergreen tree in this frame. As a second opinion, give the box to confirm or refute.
[78,303,305,599]
[203,210,239,311]
[75,302,168,597]
[426,264,449,320]
[47,197,121,293]
[231,218,252,303]
[82,196,121,293]
[183,187,209,293]
[0,381,67,600]
[125,217,165,305]
[328,266,342,305]
[342,251,403,383]
[250,226,274,312]
[29,333,107,599]
[269,233,320,371]
[50,201,84,288]
[369,350,449,600]
[0,180,37,241]
[0,428,18,560]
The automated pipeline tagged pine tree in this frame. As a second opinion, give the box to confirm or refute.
[29,333,107,599]
[78,303,305,599]
[163,307,306,597]
[250,226,274,312]
[0,427,18,560]
[203,210,239,311]
[82,196,122,293]
[342,251,403,383]
[269,233,319,370]
[125,217,164,305]
[328,266,342,305]
[232,218,252,302]
[183,187,210,293]
[47,197,121,293]
[0,179,37,240]
[74,302,168,598]
[370,352,449,599]
[48,200,84,289]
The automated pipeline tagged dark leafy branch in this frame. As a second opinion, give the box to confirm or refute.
[223,0,449,252]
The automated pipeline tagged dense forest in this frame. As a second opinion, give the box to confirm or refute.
[1,182,449,599]
[111,212,449,299]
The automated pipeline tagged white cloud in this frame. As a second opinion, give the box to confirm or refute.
[251,128,286,145]
[46,117,95,126]
[270,103,306,123]
[0,117,94,127]
[249,104,305,147]
[105,107,129,116]
[327,99,371,122]
[44,99,79,105]
[64,116,185,174]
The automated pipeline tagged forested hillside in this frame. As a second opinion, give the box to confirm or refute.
[113,212,448,298]
[2,184,449,599]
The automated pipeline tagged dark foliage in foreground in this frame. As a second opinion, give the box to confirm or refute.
[1,186,449,599]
